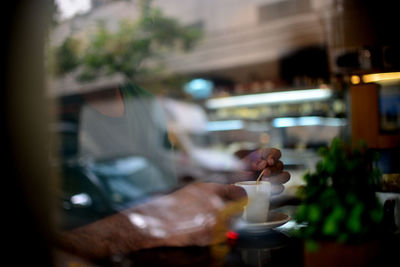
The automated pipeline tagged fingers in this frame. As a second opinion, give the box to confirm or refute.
[245,148,290,197]
[260,148,281,166]
[251,159,267,171]
[250,148,282,171]
[261,160,284,176]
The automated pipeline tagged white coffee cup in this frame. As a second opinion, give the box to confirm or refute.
[235,181,271,223]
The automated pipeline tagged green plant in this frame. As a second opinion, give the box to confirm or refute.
[52,36,81,76]
[294,138,383,249]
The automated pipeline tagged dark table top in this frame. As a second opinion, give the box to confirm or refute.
[109,226,302,267]
[98,204,400,267]
[52,202,396,267]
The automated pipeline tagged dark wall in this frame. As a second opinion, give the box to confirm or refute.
[334,0,400,72]
[2,1,55,266]
[280,46,330,85]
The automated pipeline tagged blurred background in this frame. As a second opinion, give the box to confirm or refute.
[3,0,400,266]
[48,0,400,193]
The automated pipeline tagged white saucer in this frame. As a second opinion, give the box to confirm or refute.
[232,211,291,233]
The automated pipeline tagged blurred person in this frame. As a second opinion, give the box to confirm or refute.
[55,80,290,261]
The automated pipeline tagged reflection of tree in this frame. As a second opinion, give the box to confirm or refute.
[52,0,202,83]
[52,36,81,76]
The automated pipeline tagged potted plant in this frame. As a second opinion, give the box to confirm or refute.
[294,138,384,266]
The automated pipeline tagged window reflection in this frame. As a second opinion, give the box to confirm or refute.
[57,83,178,230]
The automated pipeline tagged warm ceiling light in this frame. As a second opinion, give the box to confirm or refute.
[362,72,400,83]
[350,75,360,84]
[205,88,332,109]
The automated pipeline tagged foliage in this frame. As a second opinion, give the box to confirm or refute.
[294,138,383,245]
[52,36,81,76]
[52,0,202,82]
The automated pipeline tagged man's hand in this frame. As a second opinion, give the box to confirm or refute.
[242,148,290,195]
[128,182,247,247]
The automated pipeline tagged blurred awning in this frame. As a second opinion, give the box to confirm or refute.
[47,70,125,97]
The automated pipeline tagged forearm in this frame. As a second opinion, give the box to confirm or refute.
[57,211,166,260]
[56,183,244,260]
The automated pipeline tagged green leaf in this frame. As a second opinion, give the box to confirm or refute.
[346,203,364,233]
[53,36,81,75]
[323,217,338,235]
[308,204,321,223]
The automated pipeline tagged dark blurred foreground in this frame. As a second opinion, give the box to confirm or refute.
[3,1,55,266]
